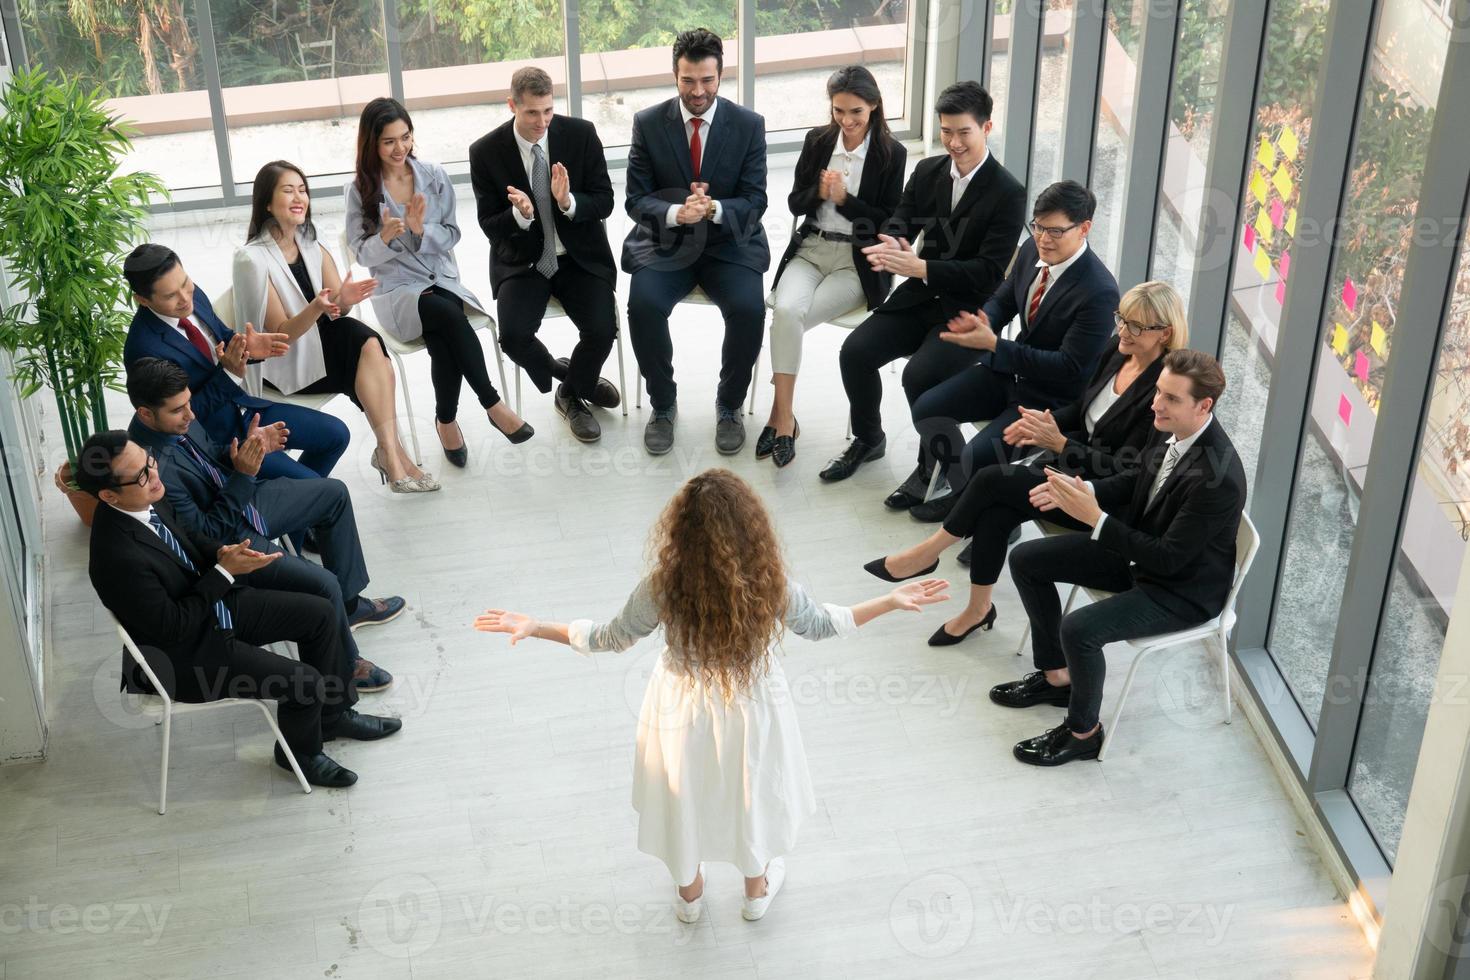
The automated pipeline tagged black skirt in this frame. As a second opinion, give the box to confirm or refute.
[267,315,387,410]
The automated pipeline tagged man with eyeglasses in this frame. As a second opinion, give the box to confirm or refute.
[79,431,404,789]
[896,179,1119,523]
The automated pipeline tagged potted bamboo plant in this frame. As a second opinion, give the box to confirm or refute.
[0,67,165,524]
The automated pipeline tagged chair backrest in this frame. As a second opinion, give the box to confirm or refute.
[1221,512,1262,619]
[214,286,236,330]
[111,615,172,707]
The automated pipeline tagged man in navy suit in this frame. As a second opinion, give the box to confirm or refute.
[900,180,1119,523]
[622,27,770,456]
[122,243,350,481]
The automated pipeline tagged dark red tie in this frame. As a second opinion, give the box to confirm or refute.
[1027,266,1051,325]
[178,316,213,362]
[689,118,703,182]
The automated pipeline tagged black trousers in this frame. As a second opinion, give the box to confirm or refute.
[251,476,370,607]
[171,588,356,756]
[496,258,617,400]
[942,460,1088,585]
[246,550,362,670]
[910,362,1025,491]
[627,257,765,411]
[419,285,502,423]
[1010,534,1197,734]
[837,300,984,446]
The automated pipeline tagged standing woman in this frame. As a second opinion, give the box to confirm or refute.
[234,160,438,493]
[759,66,907,467]
[346,98,531,471]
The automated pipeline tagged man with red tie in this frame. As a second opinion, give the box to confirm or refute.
[123,243,351,481]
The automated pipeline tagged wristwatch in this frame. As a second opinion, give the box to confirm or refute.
[704,200,717,221]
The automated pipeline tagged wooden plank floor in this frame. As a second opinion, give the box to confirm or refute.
[0,164,1374,978]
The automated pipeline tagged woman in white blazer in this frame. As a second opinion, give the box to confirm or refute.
[233,160,438,493]
[346,98,531,468]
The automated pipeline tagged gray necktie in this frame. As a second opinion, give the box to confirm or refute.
[530,143,558,279]
[1149,444,1182,503]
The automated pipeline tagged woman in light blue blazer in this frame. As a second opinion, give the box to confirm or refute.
[347,97,531,468]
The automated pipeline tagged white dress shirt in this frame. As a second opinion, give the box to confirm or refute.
[815,131,870,235]
[510,127,577,255]
[1092,415,1214,539]
[1025,240,1089,328]
[948,149,990,210]
[665,98,725,228]
[158,310,218,363]
[115,503,234,582]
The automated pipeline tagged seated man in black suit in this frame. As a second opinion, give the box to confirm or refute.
[992,350,1247,767]
[78,431,403,788]
[469,66,621,443]
[900,180,1118,522]
[820,80,1027,483]
[622,27,770,456]
[125,357,403,693]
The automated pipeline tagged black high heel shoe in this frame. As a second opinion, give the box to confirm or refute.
[864,555,938,583]
[490,410,534,445]
[437,421,468,468]
[927,604,998,647]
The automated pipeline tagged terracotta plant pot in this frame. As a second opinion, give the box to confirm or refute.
[55,461,98,527]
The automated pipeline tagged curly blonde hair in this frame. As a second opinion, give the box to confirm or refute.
[648,469,788,699]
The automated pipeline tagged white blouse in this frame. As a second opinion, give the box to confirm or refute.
[1084,371,1125,437]
[815,132,870,235]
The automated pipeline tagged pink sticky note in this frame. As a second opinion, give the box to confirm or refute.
[1274,279,1287,305]
[1343,278,1358,312]
[1279,251,1291,280]
[1243,223,1256,252]
[1338,394,1352,426]
[1270,199,1285,229]
[1354,350,1369,381]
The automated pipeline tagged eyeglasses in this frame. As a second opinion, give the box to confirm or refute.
[119,449,156,489]
[1029,220,1080,240]
[1113,311,1171,337]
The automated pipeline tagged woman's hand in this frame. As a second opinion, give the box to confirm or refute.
[889,578,950,612]
[405,192,428,236]
[826,170,848,206]
[309,287,340,318]
[474,609,540,644]
[337,272,379,308]
[1006,406,1067,453]
[379,204,406,244]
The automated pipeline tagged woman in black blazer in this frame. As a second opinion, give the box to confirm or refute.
[757,66,907,467]
[865,281,1189,646]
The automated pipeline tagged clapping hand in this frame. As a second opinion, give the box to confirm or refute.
[862,234,924,278]
[1039,466,1102,527]
[242,321,289,360]
[404,192,428,235]
[337,271,379,308]
[310,287,340,319]
[676,183,712,225]
[216,332,248,378]
[550,162,572,210]
[474,609,540,644]
[379,204,407,243]
[244,411,289,453]
[939,310,997,351]
[1004,406,1065,452]
[216,539,281,575]
[819,169,847,205]
[228,430,266,476]
[889,578,950,611]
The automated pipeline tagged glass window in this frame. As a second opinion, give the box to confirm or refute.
[1027,0,1073,194]
[16,0,217,190]
[1087,0,1143,271]
[986,2,1013,163]
[1267,0,1450,726]
[575,15,739,149]
[1148,0,1228,310]
[1348,232,1470,864]
[211,0,390,186]
[753,0,911,134]
[398,0,568,165]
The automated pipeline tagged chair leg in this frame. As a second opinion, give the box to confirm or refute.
[1016,620,1030,657]
[637,375,643,410]
[1220,630,1233,725]
[486,319,512,410]
[158,706,172,815]
[255,702,312,795]
[748,356,760,416]
[387,346,422,467]
[515,366,523,418]
[615,318,629,418]
[924,462,946,502]
[1099,642,1158,762]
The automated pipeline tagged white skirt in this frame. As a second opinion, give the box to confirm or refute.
[631,650,815,884]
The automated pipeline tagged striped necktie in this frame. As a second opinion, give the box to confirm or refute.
[1027,265,1051,326]
[176,436,268,536]
[1148,444,1183,503]
[148,510,233,630]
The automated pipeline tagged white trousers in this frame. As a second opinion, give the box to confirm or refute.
[768,235,866,376]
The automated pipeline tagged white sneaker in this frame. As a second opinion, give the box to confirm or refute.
[673,864,704,924]
[741,858,786,921]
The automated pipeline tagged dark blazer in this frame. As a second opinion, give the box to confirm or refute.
[128,416,266,545]
[878,151,1026,317]
[90,498,238,695]
[1045,338,1165,480]
[123,287,271,446]
[621,97,770,274]
[1091,419,1248,621]
[468,115,618,295]
[774,126,907,310]
[978,237,1119,411]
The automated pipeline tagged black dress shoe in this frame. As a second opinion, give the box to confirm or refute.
[274,746,358,787]
[863,556,939,583]
[909,491,959,523]
[927,604,998,646]
[555,384,601,443]
[989,671,1073,709]
[819,436,886,482]
[883,487,925,510]
[555,356,620,409]
[755,426,777,460]
[323,708,403,742]
[1013,723,1104,767]
[492,416,535,444]
[772,420,799,468]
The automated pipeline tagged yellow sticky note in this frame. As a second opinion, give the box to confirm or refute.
[1285,207,1297,237]
[1250,172,1269,205]
[1253,246,1273,281]
[1332,323,1349,355]
[1257,136,1276,169]
[1271,164,1293,199]
[1371,321,1387,356]
[1279,125,1300,160]
[1254,209,1274,246]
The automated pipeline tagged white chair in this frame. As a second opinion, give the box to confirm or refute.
[520,296,629,418]
[112,616,312,814]
[1009,514,1261,760]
